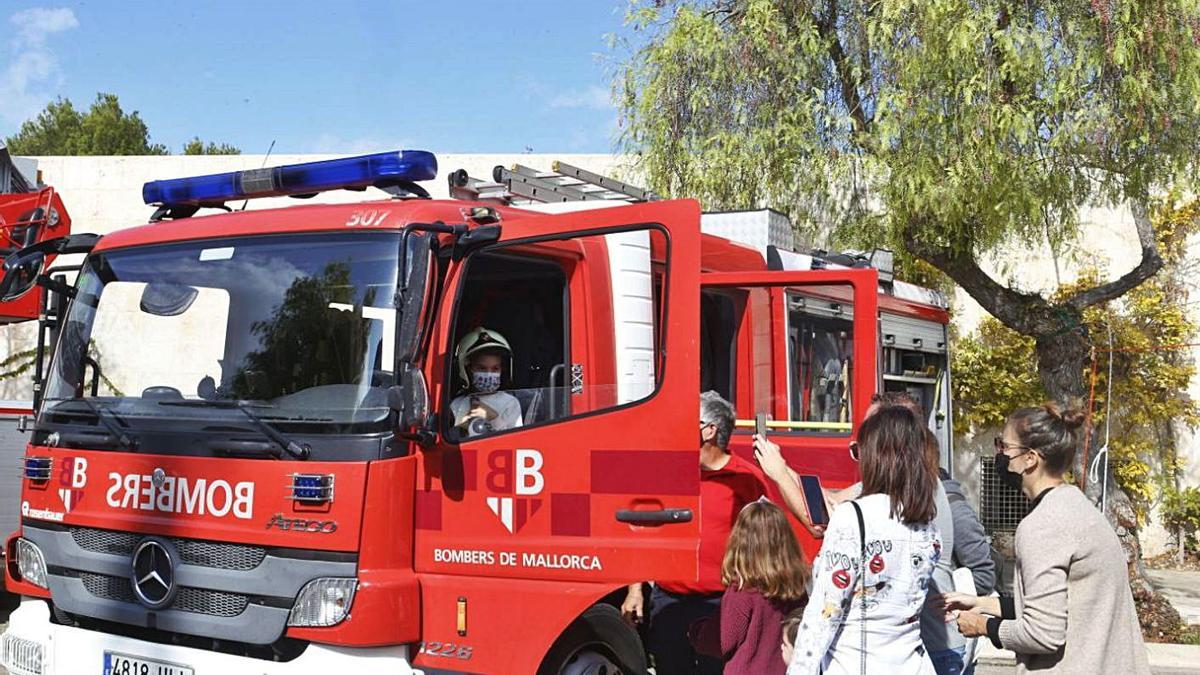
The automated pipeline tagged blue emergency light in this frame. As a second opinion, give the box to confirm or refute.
[142,150,438,207]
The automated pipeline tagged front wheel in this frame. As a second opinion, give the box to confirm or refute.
[536,604,647,675]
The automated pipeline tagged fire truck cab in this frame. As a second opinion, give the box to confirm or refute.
[0,151,950,675]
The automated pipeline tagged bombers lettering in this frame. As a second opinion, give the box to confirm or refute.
[434,548,495,565]
[105,472,254,520]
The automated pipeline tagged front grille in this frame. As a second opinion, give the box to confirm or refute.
[70,527,267,570]
[70,527,137,556]
[79,571,249,618]
[177,540,266,570]
[80,571,136,604]
[175,586,249,617]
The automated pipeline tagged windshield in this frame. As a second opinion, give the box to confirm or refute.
[39,231,403,452]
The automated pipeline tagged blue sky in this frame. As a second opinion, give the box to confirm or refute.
[0,1,634,154]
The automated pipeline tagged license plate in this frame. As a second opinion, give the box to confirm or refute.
[103,651,194,675]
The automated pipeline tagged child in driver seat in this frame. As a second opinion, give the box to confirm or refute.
[449,327,523,438]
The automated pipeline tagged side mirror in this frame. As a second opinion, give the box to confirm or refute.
[140,282,199,316]
[452,224,501,260]
[0,250,46,301]
[389,363,432,445]
[396,233,433,364]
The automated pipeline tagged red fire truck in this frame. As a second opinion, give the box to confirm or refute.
[0,151,951,675]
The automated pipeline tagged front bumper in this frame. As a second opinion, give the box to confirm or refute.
[0,598,417,675]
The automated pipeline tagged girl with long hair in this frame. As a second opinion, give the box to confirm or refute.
[692,501,809,674]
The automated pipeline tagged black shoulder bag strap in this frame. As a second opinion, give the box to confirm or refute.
[850,500,867,675]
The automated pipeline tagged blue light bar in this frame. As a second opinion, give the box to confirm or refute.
[142,150,438,207]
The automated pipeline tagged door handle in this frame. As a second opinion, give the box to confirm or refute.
[615,508,693,525]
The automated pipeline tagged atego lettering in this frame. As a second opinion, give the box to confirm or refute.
[266,513,337,533]
[105,472,254,520]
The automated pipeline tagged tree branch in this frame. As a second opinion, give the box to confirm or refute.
[1065,198,1163,310]
[903,228,1048,335]
[813,0,871,137]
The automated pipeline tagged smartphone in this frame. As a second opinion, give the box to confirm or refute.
[798,474,829,526]
[755,412,768,438]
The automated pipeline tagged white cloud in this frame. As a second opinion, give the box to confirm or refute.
[548,85,612,111]
[12,7,78,45]
[0,7,79,130]
[307,133,415,155]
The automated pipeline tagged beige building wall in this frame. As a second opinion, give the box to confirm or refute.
[5,154,1197,553]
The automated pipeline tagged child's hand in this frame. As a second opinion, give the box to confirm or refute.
[467,402,498,421]
[939,592,979,612]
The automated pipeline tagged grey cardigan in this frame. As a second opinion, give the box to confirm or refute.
[943,477,996,594]
[996,484,1150,674]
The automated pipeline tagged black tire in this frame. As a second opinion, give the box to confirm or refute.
[536,604,648,675]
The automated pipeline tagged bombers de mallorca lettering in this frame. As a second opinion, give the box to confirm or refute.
[105,472,254,519]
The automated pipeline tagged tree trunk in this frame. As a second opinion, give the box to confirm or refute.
[1034,331,1158,598]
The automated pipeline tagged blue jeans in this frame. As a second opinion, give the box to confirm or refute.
[929,646,972,675]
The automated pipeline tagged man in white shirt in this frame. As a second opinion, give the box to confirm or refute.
[449,327,523,438]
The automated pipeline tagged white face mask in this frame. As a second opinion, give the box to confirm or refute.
[471,371,501,394]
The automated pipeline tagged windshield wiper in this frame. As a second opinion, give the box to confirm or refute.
[159,399,310,460]
[55,398,135,449]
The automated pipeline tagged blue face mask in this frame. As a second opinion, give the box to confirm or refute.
[471,371,501,394]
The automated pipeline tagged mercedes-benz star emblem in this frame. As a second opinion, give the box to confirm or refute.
[150,468,166,489]
[131,539,177,609]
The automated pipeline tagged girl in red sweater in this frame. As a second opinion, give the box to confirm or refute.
[692,501,811,674]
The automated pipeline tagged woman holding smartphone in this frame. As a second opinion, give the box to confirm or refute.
[784,406,941,674]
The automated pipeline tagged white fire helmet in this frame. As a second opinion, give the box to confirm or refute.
[455,327,514,381]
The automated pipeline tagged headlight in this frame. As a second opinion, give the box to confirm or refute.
[15,538,47,589]
[288,577,357,627]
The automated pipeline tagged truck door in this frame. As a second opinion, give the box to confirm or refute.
[416,200,703,585]
[700,269,879,556]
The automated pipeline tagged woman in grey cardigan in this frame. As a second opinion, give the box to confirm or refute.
[941,404,1150,674]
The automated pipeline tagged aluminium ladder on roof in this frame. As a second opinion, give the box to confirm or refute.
[448,161,659,205]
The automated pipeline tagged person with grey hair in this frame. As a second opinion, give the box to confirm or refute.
[621,391,769,675]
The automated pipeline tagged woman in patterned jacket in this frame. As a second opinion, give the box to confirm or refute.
[788,406,942,675]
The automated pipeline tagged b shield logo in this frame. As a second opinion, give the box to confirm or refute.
[58,457,87,512]
[485,449,544,534]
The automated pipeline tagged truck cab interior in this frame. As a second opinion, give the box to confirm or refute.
[448,250,569,431]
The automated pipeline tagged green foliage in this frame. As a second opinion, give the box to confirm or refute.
[952,319,1043,430]
[182,137,241,155]
[0,348,37,382]
[1161,487,1200,554]
[6,94,167,155]
[619,0,1200,253]
[5,94,238,157]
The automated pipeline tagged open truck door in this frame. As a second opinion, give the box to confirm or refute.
[700,268,879,557]
[412,199,702,672]
[0,187,71,323]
